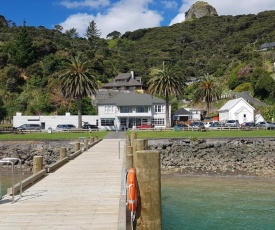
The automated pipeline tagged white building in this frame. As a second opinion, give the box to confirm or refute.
[13,92,169,131]
[97,92,168,130]
[218,97,255,124]
[13,112,99,130]
[184,108,205,121]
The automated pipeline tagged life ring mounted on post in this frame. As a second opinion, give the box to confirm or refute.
[126,167,137,223]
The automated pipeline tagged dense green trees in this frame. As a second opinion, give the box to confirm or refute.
[1,11,275,121]
[148,62,186,127]
[8,21,35,68]
[58,55,99,128]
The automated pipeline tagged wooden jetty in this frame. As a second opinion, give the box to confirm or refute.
[0,139,125,230]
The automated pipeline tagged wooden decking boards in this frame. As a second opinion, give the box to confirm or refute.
[0,139,125,230]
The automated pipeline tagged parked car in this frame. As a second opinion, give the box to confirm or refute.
[190,121,205,128]
[83,124,99,130]
[204,121,220,128]
[136,123,154,129]
[173,124,188,130]
[56,124,76,131]
[208,122,222,129]
[255,121,275,130]
[225,120,239,127]
[14,124,41,131]
[240,122,255,130]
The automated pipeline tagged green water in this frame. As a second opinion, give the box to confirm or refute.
[162,174,275,230]
[1,174,30,198]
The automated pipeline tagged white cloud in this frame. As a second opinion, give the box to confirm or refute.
[59,13,94,37]
[60,0,110,9]
[170,0,275,25]
[59,0,163,38]
[161,0,178,10]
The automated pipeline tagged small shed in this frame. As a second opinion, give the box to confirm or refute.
[173,108,191,124]
[218,97,255,124]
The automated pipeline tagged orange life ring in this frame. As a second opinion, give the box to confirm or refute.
[127,168,137,212]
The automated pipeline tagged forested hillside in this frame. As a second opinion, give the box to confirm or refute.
[1,10,275,121]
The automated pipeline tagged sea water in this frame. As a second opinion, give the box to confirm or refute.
[1,174,30,198]
[162,174,275,230]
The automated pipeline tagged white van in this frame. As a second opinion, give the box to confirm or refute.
[204,121,220,127]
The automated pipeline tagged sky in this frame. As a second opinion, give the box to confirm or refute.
[1,0,275,38]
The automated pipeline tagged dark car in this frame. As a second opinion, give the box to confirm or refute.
[240,122,255,130]
[225,120,240,127]
[173,123,188,130]
[190,121,205,128]
[56,124,76,131]
[14,124,41,131]
[83,124,99,130]
[255,121,275,130]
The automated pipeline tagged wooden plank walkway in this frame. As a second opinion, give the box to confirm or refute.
[0,139,125,230]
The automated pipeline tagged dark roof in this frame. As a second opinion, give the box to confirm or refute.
[97,92,165,106]
[101,81,125,88]
[125,78,142,86]
[235,91,267,107]
[260,42,275,49]
[115,73,131,80]
[174,108,191,115]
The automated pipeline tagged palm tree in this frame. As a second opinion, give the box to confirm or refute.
[148,62,186,128]
[194,73,221,117]
[58,55,98,128]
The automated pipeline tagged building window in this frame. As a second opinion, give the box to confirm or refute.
[120,118,127,126]
[105,106,114,114]
[154,105,164,113]
[101,119,114,126]
[152,118,165,125]
[120,106,132,113]
[136,106,148,113]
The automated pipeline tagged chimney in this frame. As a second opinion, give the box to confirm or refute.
[131,71,134,79]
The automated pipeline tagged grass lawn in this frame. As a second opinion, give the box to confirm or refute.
[0,129,275,141]
[128,129,275,139]
[0,131,108,141]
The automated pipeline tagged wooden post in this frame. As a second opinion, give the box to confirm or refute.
[126,135,131,146]
[90,137,94,143]
[126,146,133,169]
[131,132,137,156]
[133,139,148,167]
[60,147,67,160]
[33,156,43,174]
[84,139,88,150]
[75,142,80,152]
[135,150,161,230]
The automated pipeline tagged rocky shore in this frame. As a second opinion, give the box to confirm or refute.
[0,141,75,174]
[1,138,275,177]
[148,138,275,177]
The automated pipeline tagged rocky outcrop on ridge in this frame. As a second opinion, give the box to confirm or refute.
[185,1,218,20]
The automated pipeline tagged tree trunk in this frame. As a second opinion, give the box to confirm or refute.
[77,97,82,128]
[206,100,210,117]
[165,94,170,128]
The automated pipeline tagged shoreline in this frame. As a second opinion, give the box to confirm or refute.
[161,167,275,179]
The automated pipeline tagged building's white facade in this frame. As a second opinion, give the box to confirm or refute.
[97,92,168,130]
[13,112,99,130]
[13,92,169,131]
[218,97,255,124]
[184,108,205,121]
